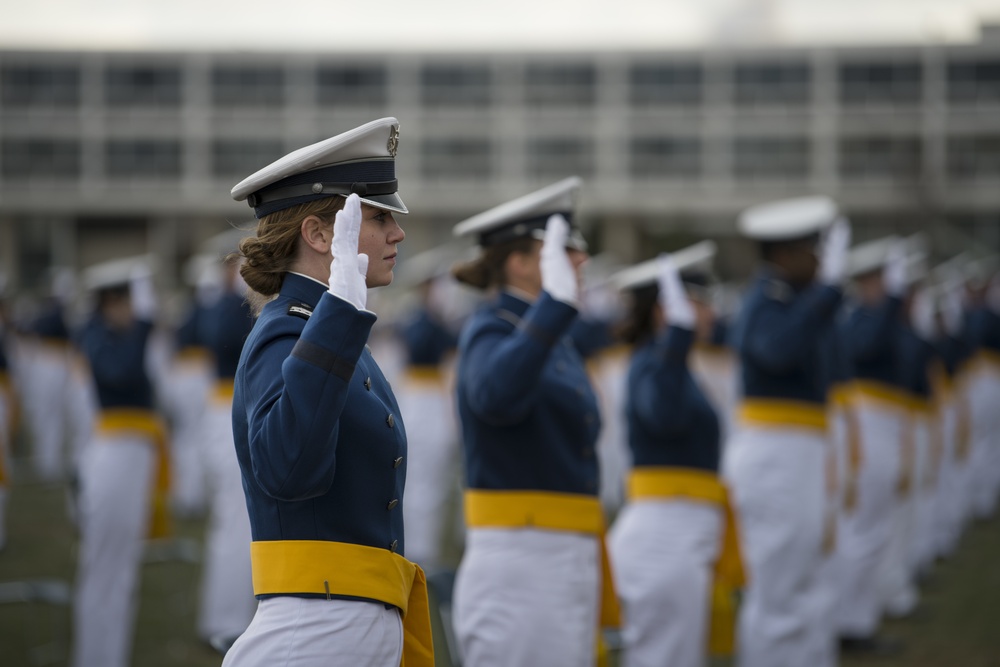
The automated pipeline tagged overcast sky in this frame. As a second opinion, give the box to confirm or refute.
[2,0,1000,52]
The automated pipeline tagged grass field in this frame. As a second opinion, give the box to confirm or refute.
[1,463,999,667]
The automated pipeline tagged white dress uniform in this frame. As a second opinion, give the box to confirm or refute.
[395,306,459,571]
[23,303,75,482]
[607,244,745,667]
[71,257,166,667]
[966,312,1000,519]
[450,178,616,667]
[722,197,847,667]
[197,283,257,642]
[224,118,434,667]
[834,237,913,639]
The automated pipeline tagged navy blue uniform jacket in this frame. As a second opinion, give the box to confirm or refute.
[731,271,842,405]
[232,273,408,569]
[456,291,601,495]
[627,325,720,472]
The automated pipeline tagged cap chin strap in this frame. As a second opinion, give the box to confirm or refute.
[246,179,398,208]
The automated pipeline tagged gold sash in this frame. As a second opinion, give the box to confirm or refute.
[738,399,828,431]
[250,540,434,667]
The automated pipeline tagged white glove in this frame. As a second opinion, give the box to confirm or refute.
[882,238,908,298]
[327,193,369,311]
[540,214,578,307]
[129,267,157,321]
[818,217,852,286]
[657,253,696,330]
[911,287,937,341]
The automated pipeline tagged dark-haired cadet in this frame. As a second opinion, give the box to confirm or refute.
[607,242,746,667]
[722,197,850,667]
[72,256,169,667]
[449,178,619,667]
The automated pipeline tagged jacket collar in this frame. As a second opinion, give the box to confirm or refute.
[280,272,328,308]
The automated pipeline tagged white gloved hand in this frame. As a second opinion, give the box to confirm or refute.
[882,238,908,298]
[818,217,852,286]
[657,253,696,330]
[129,267,157,321]
[327,193,369,311]
[540,214,578,307]
[911,287,937,341]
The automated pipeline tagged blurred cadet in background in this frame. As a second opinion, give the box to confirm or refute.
[449,177,619,667]
[196,232,257,645]
[723,197,849,667]
[160,252,222,519]
[964,257,1000,522]
[20,267,77,482]
[572,255,630,517]
[225,118,433,667]
[834,235,911,655]
[71,255,171,667]
[607,241,745,667]
[392,244,462,572]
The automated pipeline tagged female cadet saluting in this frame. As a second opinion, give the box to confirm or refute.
[223,117,433,667]
[606,243,746,667]
[449,177,619,667]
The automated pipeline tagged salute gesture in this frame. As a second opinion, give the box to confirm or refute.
[540,214,579,307]
[327,193,369,311]
[656,253,696,330]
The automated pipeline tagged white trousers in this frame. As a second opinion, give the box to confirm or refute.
[931,397,960,558]
[198,397,255,641]
[608,499,721,667]
[880,482,918,618]
[835,401,902,637]
[164,363,211,516]
[453,528,600,667]
[968,364,1000,518]
[397,381,457,569]
[71,433,155,667]
[26,347,72,481]
[593,351,631,516]
[722,424,826,667]
[222,597,403,667]
[911,414,940,574]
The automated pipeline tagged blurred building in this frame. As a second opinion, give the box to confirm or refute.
[2,31,1000,291]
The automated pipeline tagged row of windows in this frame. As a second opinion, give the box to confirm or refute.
[4,60,1000,109]
[4,135,996,181]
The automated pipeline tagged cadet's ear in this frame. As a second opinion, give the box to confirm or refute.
[300,215,332,255]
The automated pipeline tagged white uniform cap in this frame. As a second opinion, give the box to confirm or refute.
[847,236,898,278]
[83,254,155,291]
[737,196,839,241]
[610,240,718,292]
[452,177,587,252]
[231,117,406,219]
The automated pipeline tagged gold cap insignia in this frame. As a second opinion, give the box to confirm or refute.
[387,125,400,158]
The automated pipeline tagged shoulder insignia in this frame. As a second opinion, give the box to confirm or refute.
[763,279,793,304]
[287,303,313,320]
[496,309,522,328]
